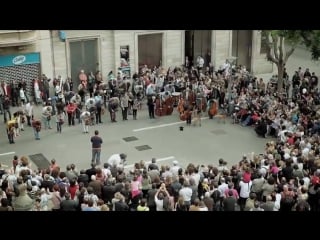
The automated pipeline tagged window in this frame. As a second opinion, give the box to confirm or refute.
[260,31,268,54]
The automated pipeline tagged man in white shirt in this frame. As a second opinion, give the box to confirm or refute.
[107,153,127,168]
[179,180,192,208]
[25,101,34,126]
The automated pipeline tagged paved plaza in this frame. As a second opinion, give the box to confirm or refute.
[1,45,320,172]
[0,104,268,172]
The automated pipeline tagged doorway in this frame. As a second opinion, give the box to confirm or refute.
[185,30,212,67]
[138,33,162,70]
[69,39,98,86]
[232,30,252,71]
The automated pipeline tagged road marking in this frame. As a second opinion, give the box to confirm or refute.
[124,156,175,169]
[0,152,15,156]
[133,117,209,132]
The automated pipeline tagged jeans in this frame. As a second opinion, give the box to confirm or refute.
[34,129,40,139]
[3,109,11,122]
[56,122,62,133]
[92,149,101,165]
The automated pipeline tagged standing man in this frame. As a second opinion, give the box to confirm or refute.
[147,95,155,119]
[94,92,103,124]
[90,130,103,166]
[42,106,52,130]
[120,92,129,121]
[2,95,11,123]
[25,101,34,126]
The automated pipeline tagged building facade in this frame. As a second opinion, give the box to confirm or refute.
[0,30,272,90]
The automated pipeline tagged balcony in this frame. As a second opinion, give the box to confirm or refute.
[0,30,38,47]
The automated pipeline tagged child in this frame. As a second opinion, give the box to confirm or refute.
[193,105,202,127]
[7,122,15,144]
[132,97,139,120]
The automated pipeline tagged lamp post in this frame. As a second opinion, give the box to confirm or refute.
[226,56,237,104]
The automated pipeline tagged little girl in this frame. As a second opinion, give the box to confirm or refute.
[132,97,139,120]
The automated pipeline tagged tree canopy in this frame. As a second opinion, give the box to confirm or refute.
[262,30,320,92]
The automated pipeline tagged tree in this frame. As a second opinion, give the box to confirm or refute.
[263,30,320,92]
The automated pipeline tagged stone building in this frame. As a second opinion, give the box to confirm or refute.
[0,30,272,92]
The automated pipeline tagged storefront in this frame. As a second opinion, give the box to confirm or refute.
[0,52,41,98]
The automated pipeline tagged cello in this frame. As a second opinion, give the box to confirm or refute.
[164,95,174,115]
[177,97,186,120]
[208,99,218,119]
[155,95,163,116]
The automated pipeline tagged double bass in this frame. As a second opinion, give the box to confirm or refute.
[177,97,186,120]
[155,95,163,117]
[208,99,218,119]
[163,96,174,115]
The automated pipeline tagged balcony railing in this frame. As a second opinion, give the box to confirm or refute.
[0,30,38,47]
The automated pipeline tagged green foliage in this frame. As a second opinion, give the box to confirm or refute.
[262,30,320,60]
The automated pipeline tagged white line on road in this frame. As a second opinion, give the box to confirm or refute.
[124,156,175,169]
[0,152,15,156]
[133,117,209,132]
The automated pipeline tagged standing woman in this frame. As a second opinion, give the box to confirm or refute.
[34,78,41,105]
[55,110,66,133]
[19,87,26,106]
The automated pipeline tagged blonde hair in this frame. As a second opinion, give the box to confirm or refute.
[100,204,109,211]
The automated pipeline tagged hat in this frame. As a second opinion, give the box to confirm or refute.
[173,160,178,165]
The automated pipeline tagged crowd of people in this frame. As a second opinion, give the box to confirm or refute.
[1,61,320,211]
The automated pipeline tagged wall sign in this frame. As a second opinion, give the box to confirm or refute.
[0,52,40,67]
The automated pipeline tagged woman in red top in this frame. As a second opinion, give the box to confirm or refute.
[68,179,79,200]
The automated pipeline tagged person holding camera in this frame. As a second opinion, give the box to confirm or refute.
[42,106,52,130]
[155,183,173,211]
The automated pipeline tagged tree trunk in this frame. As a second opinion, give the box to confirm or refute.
[277,62,285,93]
